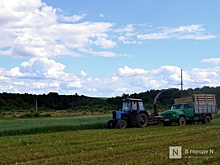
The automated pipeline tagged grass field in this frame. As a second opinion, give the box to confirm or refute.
[0,115,110,136]
[0,115,219,164]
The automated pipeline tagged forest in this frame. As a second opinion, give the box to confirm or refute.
[0,86,219,113]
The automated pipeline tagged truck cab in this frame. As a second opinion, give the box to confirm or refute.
[161,103,194,126]
[171,103,195,117]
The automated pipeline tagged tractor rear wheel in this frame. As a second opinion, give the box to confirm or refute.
[135,113,148,128]
[107,120,115,129]
[117,119,127,129]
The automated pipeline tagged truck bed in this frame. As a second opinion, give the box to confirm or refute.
[174,94,218,114]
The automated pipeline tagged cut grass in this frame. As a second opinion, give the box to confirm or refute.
[0,118,219,164]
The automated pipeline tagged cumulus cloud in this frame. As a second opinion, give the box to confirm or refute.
[0,0,118,58]
[0,61,220,96]
[190,68,218,83]
[7,58,67,79]
[0,0,216,59]
[118,66,147,76]
[151,66,181,81]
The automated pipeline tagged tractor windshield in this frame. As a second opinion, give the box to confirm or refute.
[122,101,131,111]
[138,102,145,110]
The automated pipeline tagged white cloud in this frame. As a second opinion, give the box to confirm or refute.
[0,1,216,59]
[84,49,129,57]
[80,71,87,77]
[0,76,9,82]
[190,68,218,83]
[93,37,117,49]
[99,14,105,18]
[151,66,181,81]
[49,82,60,88]
[117,87,127,93]
[116,24,139,44]
[7,67,24,77]
[111,76,119,82]
[0,1,56,28]
[137,24,216,40]
[32,82,48,89]
[165,24,204,33]
[0,0,219,96]
[67,81,82,89]
[0,0,119,58]
[118,36,137,44]
[58,13,87,23]
[148,80,160,88]
[201,58,220,65]
[118,66,147,76]
[7,58,67,79]
[0,61,220,96]
[116,24,134,33]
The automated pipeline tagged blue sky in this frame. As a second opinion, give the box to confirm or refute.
[0,0,220,97]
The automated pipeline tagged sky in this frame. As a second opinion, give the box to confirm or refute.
[0,0,220,97]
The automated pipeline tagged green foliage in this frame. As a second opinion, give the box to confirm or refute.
[0,86,220,113]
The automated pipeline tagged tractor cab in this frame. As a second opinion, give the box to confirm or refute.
[122,98,145,111]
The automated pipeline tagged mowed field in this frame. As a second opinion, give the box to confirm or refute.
[0,115,220,165]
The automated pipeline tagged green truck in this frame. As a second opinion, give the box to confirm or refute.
[161,94,218,126]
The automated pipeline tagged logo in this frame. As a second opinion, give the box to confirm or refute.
[169,146,182,159]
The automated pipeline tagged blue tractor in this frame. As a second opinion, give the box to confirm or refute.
[107,98,150,129]
[107,88,178,129]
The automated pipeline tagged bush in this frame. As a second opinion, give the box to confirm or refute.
[33,112,40,117]
[24,113,32,118]
[44,114,51,117]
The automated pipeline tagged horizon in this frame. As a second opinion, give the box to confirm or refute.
[1,86,218,98]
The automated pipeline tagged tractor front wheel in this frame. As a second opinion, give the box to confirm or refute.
[136,113,149,128]
[117,119,127,129]
[107,120,115,129]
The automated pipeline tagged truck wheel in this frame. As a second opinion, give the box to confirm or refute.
[163,121,172,126]
[136,113,148,128]
[107,120,115,129]
[178,116,186,126]
[117,119,127,129]
[204,115,211,124]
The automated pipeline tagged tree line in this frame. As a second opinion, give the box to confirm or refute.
[0,86,219,113]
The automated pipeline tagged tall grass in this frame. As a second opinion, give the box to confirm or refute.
[0,115,110,136]
[1,112,219,136]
